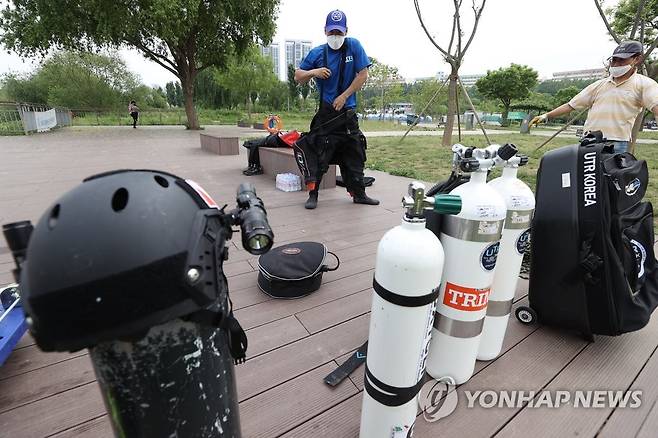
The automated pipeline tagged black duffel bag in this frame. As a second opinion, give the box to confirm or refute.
[257,242,340,299]
[527,132,658,338]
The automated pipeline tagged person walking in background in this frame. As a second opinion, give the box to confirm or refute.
[128,100,139,129]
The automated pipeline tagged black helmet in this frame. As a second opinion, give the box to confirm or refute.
[21,169,233,352]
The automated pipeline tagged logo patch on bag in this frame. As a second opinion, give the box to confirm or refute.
[480,242,500,271]
[516,229,531,255]
[443,282,490,311]
[625,178,641,196]
[282,247,302,255]
[630,239,647,278]
[583,151,597,207]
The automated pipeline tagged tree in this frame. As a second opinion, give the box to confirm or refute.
[609,1,658,48]
[535,78,597,95]
[300,80,311,107]
[130,84,168,109]
[608,0,658,77]
[2,50,141,109]
[195,69,228,109]
[414,0,487,145]
[0,0,279,129]
[215,46,276,119]
[1,73,49,104]
[553,86,581,107]
[174,82,184,107]
[165,82,178,107]
[510,92,554,114]
[476,64,538,126]
[408,79,449,118]
[367,58,404,118]
[287,64,299,109]
[261,80,288,111]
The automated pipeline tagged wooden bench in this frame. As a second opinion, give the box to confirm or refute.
[200,134,239,155]
[259,147,336,190]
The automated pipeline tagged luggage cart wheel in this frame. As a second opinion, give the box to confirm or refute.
[515,306,537,325]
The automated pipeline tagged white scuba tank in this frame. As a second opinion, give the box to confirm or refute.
[360,183,461,438]
[478,150,534,360]
[426,145,507,384]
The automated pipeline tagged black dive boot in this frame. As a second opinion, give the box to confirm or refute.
[305,190,319,209]
[352,189,379,205]
[243,165,264,176]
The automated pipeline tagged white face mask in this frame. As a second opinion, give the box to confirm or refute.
[609,64,633,78]
[327,35,345,50]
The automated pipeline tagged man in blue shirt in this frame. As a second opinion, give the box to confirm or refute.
[293,9,378,209]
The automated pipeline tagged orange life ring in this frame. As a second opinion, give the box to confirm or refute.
[265,115,283,133]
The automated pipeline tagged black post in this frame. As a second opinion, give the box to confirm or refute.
[90,320,240,437]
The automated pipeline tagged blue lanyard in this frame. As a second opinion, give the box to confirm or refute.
[320,41,349,103]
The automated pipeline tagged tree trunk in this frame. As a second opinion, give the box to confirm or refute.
[629,111,644,154]
[442,68,459,147]
[630,63,653,153]
[246,95,252,121]
[180,70,199,130]
[501,104,510,127]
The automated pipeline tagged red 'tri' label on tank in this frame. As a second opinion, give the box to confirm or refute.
[443,282,490,311]
[186,179,219,209]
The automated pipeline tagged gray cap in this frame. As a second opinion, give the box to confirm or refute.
[612,40,643,59]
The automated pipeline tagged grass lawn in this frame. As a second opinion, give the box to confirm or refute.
[69,109,424,133]
[637,130,658,140]
[366,134,658,225]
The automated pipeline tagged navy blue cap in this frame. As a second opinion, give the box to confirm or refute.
[325,10,347,33]
[613,40,643,59]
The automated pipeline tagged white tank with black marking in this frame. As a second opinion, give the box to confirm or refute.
[426,144,507,384]
[478,144,535,360]
[360,182,461,438]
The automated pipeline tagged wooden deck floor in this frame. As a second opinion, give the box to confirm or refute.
[1,126,658,437]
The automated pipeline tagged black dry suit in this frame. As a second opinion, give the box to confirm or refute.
[293,104,368,193]
[292,40,369,195]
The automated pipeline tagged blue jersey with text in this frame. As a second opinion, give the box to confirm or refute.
[299,37,371,109]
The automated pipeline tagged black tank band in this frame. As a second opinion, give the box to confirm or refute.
[372,278,439,308]
[364,364,424,407]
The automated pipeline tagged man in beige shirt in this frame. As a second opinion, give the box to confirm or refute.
[530,40,658,152]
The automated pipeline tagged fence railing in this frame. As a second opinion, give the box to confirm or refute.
[68,108,190,126]
[0,102,24,135]
[0,101,73,135]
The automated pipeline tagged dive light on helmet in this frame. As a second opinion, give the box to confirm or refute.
[233,182,274,255]
[2,220,33,282]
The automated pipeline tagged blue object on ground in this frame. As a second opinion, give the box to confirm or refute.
[0,299,27,366]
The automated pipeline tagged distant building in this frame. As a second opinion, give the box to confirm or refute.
[411,71,448,83]
[260,43,280,77]
[459,73,485,87]
[552,68,606,80]
[411,72,484,87]
[285,40,313,71]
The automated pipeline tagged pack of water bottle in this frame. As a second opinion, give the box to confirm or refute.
[275,173,302,192]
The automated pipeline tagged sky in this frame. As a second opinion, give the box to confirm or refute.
[0,0,623,87]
